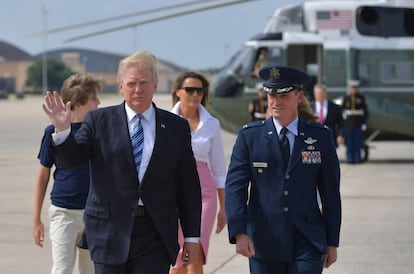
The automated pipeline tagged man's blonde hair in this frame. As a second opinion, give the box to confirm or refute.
[117,50,158,85]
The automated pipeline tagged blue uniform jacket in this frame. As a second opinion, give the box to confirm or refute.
[225,117,341,261]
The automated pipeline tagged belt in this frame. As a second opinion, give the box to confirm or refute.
[133,206,146,217]
[343,109,365,116]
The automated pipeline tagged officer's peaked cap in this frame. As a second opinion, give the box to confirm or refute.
[259,66,311,94]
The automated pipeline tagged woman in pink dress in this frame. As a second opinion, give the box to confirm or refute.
[170,71,227,274]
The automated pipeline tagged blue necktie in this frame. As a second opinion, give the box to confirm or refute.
[280,127,290,168]
[131,114,144,175]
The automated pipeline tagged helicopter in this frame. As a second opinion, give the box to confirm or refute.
[26,0,414,161]
[210,0,414,154]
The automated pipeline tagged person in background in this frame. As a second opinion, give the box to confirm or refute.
[170,71,227,274]
[341,80,369,164]
[248,82,268,122]
[41,50,202,274]
[225,65,341,274]
[312,84,344,147]
[33,73,101,274]
[251,47,269,78]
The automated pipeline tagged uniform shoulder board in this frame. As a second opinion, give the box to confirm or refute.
[242,120,265,129]
[307,121,328,130]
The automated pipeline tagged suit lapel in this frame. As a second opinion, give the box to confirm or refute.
[112,103,137,172]
[140,106,168,186]
[326,102,333,125]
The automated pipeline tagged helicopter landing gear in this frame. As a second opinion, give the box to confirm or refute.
[361,129,381,162]
[361,143,369,162]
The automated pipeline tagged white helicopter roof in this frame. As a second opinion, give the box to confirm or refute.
[264,0,414,34]
[257,0,414,49]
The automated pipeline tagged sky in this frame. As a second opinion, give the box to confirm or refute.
[1,0,306,70]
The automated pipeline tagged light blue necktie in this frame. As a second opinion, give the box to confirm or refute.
[131,114,144,175]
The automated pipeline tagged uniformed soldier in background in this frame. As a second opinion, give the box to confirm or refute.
[341,80,369,164]
[225,65,341,274]
[248,82,268,122]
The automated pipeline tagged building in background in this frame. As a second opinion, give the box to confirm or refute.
[0,41,34,97]
[0,40,186,95]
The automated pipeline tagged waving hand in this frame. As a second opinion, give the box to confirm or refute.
[42,91,72,132]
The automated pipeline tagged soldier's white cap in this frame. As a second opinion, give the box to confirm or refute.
[255,82,264,90]
[348,79,360,87]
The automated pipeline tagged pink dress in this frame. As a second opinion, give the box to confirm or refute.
[171,103,226,267]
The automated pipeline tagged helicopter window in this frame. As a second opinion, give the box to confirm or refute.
[251,47,283,79]
[357,6,414,37]
[236,47,256,77]
[252,47,269,78]
[267,48,282,66]
[324,50,347,87]
[221,50,241,71]
[381,62,414,83]
[358,63,370,84]
[265,4,304,33]
[221,46,255,76]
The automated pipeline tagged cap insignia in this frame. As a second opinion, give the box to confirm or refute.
[270,67,280,79]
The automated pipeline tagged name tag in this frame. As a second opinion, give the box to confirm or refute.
[253,162,268,168]
[301,151,321,164]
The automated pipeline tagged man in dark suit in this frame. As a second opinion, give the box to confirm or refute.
[312,84,344,147]
[225,66,341,274]
[42,51,202,274]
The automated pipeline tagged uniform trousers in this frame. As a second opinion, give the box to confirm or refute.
[94,209,170,274]
[344,127,363,163]
[48,204,94,274]
[249,229,323,274]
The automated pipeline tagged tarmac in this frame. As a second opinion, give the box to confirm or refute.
[1,93,414,274]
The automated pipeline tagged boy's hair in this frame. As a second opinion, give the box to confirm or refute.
[61,73,102,110]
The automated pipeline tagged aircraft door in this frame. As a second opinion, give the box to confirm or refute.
[286,44,322,98]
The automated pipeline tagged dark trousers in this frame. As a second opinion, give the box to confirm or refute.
[249,231,323,274]
[94,212,170,274]
[344,127,363,163]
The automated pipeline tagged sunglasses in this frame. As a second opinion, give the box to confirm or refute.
[181,87,204,95]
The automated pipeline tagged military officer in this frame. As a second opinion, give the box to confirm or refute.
[225,65,342,274]
[248,82,268,122]
[341,80,369,164]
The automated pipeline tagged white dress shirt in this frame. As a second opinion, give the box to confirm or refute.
[171,102,226,188]
[124,103,155,182]
[315,100,328,121]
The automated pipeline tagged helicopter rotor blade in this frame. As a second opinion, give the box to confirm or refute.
[65,0,257,43]
[25,0,222,38]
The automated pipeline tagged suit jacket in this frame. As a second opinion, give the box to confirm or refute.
[312,100,344,146]
[54,102,202,265]
[225,117,341,261]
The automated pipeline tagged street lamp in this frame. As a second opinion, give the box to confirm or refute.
[42,4,48,95]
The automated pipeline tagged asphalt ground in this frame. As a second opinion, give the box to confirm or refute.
[1,93,413,274]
